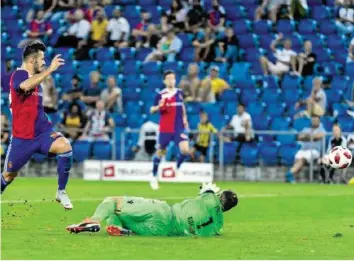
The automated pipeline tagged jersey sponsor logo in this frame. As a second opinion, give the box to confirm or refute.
[166,102,183,107]
[29,92,43,97]
[8,161,13,169]
[187,217,196,235]
[104,165,115,177]
[127,200,134,204]
[161,167,175,178]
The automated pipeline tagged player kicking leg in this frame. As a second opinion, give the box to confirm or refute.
[0,40,73,210]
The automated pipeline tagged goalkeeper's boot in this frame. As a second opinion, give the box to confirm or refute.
[56,190,73,210]
[150,176,159,190]
[106,225,132,236]
[67,218,100,234]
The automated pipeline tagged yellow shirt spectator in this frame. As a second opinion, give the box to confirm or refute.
[91,19,108,41]
[197,122,218,148]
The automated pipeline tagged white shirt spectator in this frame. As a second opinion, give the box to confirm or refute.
[275,48,297,64]
[68,19,91,39]
[101,87,123,113]
[229,112,252,135]
[107,17,130,41]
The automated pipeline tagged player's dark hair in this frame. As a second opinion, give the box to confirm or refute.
[163,70,175,79]
[238,103,245,108]
[219,190,238,212]
[22,40,46,60]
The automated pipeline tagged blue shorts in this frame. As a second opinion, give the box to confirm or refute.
[3,130,63,172]
[158,132,189,151]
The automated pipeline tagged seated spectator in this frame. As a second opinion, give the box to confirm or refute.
[55,9,91,48]
[144,24,161,49]
[179,63,204,102]
[335,0,354,36]
[81,100,114,141]
[133,119,159,161]
[286,116,325,183]
[26,10,53,43]
[259,33,297,77]
[291,40,316,76]
[166,0,188,31]
[347,37,354,62]
[158,13,171,35]
[200,66,229,101]
[185,0,207,33]
[192,26,216,62]
[215,27,238,63]
[84,0,103,23]
[1,113,10,162]
[62,75,84,108]
[131,10,152,48]
[191,111,218,163]
[318,124,347,183]
[106,8,130,48]
[208,0,226,32]
[60,103,87,142]
[46,0,76,13]
[295,77,327,118]
[144,29,182,62]
[82,71,102,108]
[42,75,58,113]
[101,76,123,113]
[255,0,284,22]
[290,0,308,20]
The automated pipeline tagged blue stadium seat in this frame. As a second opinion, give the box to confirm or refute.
[201,103,221,116]
[265,102,286,117]
[312,6,331,20]
[177,33,193,48]
[224,102,238,116]
[136,48,154,61]
[220,89,238,102]
[122,74,144,89]
[120,47,136,60]
[253,20,272,35]
[146,75,164,89]
[331,75,350,92]
[259,141,279,166]
[303,34,325,49]
[95,47,116,61]
[282,74,302,90]
[226,5,245,21]
[240,143,259,166]
[247,102,265,116]
[252,115,270,130]
[337,116,354,132]
[326,35,346,50]
[307,0,324,7]
[271,117,291,130]
[127,115,145,129]
[162,61,184,74]
[244,48,264,63]
[313,48,331,63]
[73,140,91,162]
[123,88,141,101]
[259,34,275,49]
[293,117,311,131]
[276,134,297,145]
[320,116,334,132]
[261,88,281,103]
[230,62,251,86]
[243,5,257,20]
[319,21,337,36]
[111,113,127,127]
[141,61,162,75]
[124,101,143,114]
[233,20,251,35]
[188,114,200,129]
[92,141,112,160]
[276,20,296,34]
[1,6,18,20]
[179,47,194,62]
[298,19,317,35]
[55,48,75,61]
[124,5,141,19]
[325,88,343,107]
[186,102,202,115]
[222,142,239,165]
[122,61,141,75]
[100,61,120,75]
[240,88,261,105]
[346,62,354,80]
[279,143,300,166]
[238,34,258,49]
[79,61,99,74]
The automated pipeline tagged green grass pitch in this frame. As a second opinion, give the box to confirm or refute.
[1,178,354,260]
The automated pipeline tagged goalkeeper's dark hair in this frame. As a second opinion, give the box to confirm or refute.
[22,40,46,60]
[219,190,238,212]
[163,70,175,79]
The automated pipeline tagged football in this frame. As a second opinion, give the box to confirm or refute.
[328,146,353,169]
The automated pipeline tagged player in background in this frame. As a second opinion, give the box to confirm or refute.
[1,41,74,210]
[66,182,238,237]
[149,70,190,190]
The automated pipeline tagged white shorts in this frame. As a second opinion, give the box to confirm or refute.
[267,61,290,75]
[295,149,320,163]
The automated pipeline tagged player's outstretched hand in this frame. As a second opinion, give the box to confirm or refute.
[49,54,65,72]
[199,182,220,195]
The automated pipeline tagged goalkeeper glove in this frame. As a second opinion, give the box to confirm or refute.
[199,182,220,195]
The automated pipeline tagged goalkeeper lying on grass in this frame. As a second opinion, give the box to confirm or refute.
[66,183,238,237]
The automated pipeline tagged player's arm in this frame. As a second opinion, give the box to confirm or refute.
[19,55,64,92]
[150,93,166,114]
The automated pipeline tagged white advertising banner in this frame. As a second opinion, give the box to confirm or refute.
[83,160,213,183]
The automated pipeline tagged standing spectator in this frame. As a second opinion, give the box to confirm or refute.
[347,37,354,62]
[179,63,203,102]
[295,77,327,118]
[81,100,114,141]
[101,76,123,113]
[191,111,218,163]
[55,9,91,48]
[167,0,188,31]
[259,33,297,77]
[192,26,216,62]
[185,0,207,33]
[60,103,87,142]
[133,120,159,161]
[335,0,354,36]
[291,40,316,76]
[26,10,53,42]
[131,10,152,48]
[215,27,238,63]
[208,0,226,32]
[82,71,102,108]
[286,116,325,183]
[106,8,130,48]
[42,75,58,113]
[144,29,183,62]
[200,66,230,101]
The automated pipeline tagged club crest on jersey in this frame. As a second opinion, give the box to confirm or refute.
[180,133,188,140]
[50,132,59,139]
[8,161,13,169]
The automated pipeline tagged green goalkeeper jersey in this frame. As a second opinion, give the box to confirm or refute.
[170,192,224,237]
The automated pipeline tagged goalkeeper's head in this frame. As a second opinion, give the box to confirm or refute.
[219,190,238,212]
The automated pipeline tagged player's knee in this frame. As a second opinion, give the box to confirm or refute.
[3,172,18,182]
[180,147,190,155]
[57,137,72,153]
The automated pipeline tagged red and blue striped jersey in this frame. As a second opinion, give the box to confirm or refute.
[9,69,52,139]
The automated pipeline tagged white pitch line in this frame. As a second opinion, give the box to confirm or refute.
[1,193,354,204]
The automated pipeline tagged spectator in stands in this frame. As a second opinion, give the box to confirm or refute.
[132,10,152,48]
[45,0,76,13]
[185,0,207,33]
[190,111,217,163]
[192,25,216,62]
[26,10,53,42]
[215,27,238,63]
[101,76,123,113]
[144,28,183,62]
[347,37,354,62]
[290,0,308,20]
[144,24,161,49]
[347,133,354,155]
[82,71,102,109]
[318,124,347,183]
[60,103,87,142]
[55,9,91,48]
[84,0,103,23]
[291,40,316,76]
[255,0,283,22]
[62,75,84,107]
[133,119,159,161]
[295,77,327,118]
[179,63,203,102]
[1,113,10,160]
[106,8,130,48]
[42,75,58,114]
[335,0,354,36]
[81,100,114,141]
[207,0,226,32]
[201,66,230,101]
[259,33,297,77]
[167,0,188,31]
[158,13,171,35]
[286,116,325,183]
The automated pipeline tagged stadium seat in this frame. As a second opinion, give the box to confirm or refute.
[233,20,251,35]
[325,88,344,108]
[253,20,272,35]
[120,47,136,60]
[122,61,141,75]
[222,142,239,165]
[124,101,143,114]
[186,102,201,115]
[258,34,275,49]
[111,113,127,127]
[73,141,91,162]
[123,88,141,102]
[271,117,291,131]
[258,75,279,89]
[312,6,331,20]
[298,19,317,35]
[240,88,261,105]
[238,34,258,49]
[146,75,164,89]
[282,88,300,106]
[259,142,279,166]
[276,134,297,145]
[282,74,302,90]
[240,143,259,166]
[261,88,281,103]
[276,20,296,34]
[252,115,270,130]
[162,61,184,74]
[136,48,154,61]
[179,48,194,62]
[201,103,221,116]
[293,117,311,131]
[220,89,238,103]
[247,102,265,116]
[224,102,238,116]
[95,47,116,61]
[141,61,162,75]
[265,102,286,117]
[230,62,251,86]
[188,114,200,130]
[279,143,301,166]
[346,62,354,80]
[331,75,350,92]
[177,33,193,48]
[122,74,144,89]
[100,61,120,75]
[124,5,141,19]
[318,21,337,35]
[337,116,354,132]
[320,116,334,132]
[79,61,99,74]
[92,141,112,160]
